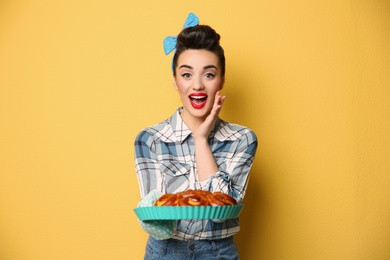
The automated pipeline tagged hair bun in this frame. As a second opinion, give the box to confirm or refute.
[172,25,226,77]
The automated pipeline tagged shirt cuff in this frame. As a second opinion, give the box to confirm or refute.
[196,171,231,193]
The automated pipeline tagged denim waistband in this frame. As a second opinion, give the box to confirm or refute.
[147,235,235,255]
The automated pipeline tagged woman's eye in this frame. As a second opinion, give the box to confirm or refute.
[205,73,215,78]
[181,73,191,78]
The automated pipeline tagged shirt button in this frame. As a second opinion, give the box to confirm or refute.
[189,244,195,250]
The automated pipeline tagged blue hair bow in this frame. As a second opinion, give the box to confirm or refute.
[163,12,199,55]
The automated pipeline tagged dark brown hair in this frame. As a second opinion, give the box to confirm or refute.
[172,25,225,77]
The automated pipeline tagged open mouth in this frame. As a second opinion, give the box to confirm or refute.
[189,93,208,109]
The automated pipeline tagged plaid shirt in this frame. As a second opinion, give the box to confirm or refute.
[134,107,258,240]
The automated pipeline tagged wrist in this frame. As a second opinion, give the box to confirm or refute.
[194,135,208,145]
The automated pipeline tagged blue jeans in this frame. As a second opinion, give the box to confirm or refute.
[144,236,239,260]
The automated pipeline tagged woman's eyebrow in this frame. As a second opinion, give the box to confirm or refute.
[204,65,218,70]
[179,65,193,69]
[178,64,218,70]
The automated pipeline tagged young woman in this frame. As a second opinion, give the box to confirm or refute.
[135,13,258,259]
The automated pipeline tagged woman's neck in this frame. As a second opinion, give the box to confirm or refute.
[180,109,206,133]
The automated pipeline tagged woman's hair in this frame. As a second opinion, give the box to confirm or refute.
[172,25,225,77]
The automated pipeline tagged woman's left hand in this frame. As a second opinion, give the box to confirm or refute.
[194,91,226,140]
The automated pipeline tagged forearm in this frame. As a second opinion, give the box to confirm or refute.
[195,130,258,201]
[194,137,218,182]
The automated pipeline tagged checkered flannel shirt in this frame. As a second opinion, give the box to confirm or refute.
[135,107,258,240]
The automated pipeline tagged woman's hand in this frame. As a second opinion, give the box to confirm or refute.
[193,91,226,181]
[193,91,226,140]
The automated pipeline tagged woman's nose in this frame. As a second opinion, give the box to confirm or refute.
[192,77,205,90]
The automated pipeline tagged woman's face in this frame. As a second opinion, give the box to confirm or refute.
[173,49,224,122]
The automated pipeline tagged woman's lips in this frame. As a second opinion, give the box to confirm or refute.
[189,93,208,109]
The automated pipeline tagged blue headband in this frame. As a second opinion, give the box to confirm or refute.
[163,12,199,70]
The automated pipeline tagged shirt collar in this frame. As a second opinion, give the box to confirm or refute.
[167,107,242,143]
[168,107,192,143]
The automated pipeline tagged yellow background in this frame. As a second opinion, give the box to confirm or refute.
[1,0,389,259]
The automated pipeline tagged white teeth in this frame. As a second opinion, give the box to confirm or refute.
[191,96,206,99]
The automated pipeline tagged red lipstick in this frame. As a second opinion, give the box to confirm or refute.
[189,93,208,109]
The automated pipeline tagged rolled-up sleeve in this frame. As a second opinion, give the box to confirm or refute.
[199,130,258,203]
